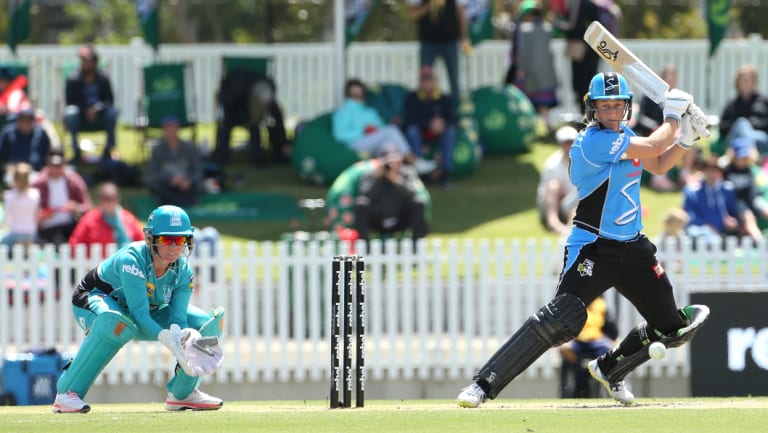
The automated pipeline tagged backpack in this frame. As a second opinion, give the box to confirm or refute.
[592,0,621,35]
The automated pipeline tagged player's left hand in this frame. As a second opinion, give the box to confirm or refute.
[685,103,711,139]
[181,328,224,376]
[663,89,693,121]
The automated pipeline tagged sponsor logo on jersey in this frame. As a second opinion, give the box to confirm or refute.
[609,136,623,154]
[632,158,640,167]
[122,264,145,279]
[146,282,156,297]
[653,262,665,279]
[163,287,173,303]
[577,259,594,277]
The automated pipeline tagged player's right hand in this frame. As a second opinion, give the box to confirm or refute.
[676,115,700,149]
[685,103,711,138]
[159,324,197,376]
[663,89,693,122]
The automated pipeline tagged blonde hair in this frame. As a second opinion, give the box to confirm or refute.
[11,162,32,192]
[734,64,758,89]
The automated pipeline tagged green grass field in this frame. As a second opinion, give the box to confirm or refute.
[92,122,683,243]
[3,398,764,433]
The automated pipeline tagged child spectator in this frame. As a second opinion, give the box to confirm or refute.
[1,162,40,247]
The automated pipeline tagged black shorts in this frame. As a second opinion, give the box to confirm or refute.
[556,235,684,334]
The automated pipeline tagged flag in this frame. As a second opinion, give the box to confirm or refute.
[8,0,31,55]
[345,0,378,47]
[137,0,160,53]
[706,0,731,57]
[467,0,494,46]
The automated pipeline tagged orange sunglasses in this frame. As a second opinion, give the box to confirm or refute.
[156,235,189,246]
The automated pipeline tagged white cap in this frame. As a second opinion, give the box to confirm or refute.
[555,126,578,143]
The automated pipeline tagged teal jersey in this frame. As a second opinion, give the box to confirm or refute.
[95,241,195,338]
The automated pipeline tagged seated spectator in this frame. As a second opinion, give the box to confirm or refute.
[33,149,91,245]
[683,156,762,248]
[213,71,289,166]
[68,181,144,258]
[559,296,617,398]
[0,107,52,179]
[63,44,118,163]
[723,137,768,224]
[658,207,690,250]
[145,115,204,206]
[536,125,578,236]
[403,66,457,186]
[354,148,430,245]
[333,78,435,174]
[1,162,40,247]
[719,64,768,155]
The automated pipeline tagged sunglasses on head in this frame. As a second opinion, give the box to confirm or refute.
[156,235,189,246]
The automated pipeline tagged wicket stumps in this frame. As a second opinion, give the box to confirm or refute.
[330,255,366,408]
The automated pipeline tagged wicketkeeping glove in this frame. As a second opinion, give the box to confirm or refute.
[663,89,693,122]
[158,324,198,376]
[181,328,224,376]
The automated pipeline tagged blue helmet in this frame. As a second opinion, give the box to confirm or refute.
[144,205,194,237]
[585,72,633,122]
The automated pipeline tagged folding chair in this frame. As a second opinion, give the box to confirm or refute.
[136,62,197,161]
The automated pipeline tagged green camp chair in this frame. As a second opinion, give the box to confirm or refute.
[136,62,197,160]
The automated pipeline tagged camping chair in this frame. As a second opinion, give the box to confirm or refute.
[135,62,197,161]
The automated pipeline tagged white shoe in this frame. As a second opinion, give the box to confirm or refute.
[165,389,223,411]
[457,383,487,408]
[52,392,91,414]
[587,359,635,405]
[414,158,437,175]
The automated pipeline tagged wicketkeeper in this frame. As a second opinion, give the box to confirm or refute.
[53,205,224,413]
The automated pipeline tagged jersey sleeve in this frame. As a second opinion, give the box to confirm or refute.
[116,253,164,338]
[580,128,630,165]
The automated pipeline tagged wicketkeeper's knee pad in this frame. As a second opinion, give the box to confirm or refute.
[57,311,138,396]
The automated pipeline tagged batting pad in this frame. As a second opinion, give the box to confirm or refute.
[182,329,224,376]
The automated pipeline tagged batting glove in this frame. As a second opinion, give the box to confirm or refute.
[663,89,693,122]
[676,115,699,149]
[685,103,711,138]
[158,324,198,376]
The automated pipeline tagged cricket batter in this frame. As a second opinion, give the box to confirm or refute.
[53,205,224,413]
[458,72,710,407]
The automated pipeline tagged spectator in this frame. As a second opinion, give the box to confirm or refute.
[0,107,52,177]
[723,137,768,225]
[68,181,144,258]
[0,65,31,125]
[33,149,91,245]
[145,115,204,207]
[659,207,690,250]
[333,78,435,174]
[553,0,600,113]
[559,296,617,398]
[213,72,289,166]
[354,148,430,246]
[407,0,471,98]
[536,125,578,236]
[63,44,118,163]
[1,162,40,247]
[719,64,768,155]
[632,65,694,191]
[508,0,558,131]
[402,66,456,186]
[683,156,762,248]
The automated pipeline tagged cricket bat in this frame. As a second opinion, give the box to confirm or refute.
[583,20,710,138]
[583,21,668,104]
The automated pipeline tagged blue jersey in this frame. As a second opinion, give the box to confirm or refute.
[93,241,195,338]
[569,125,644,242]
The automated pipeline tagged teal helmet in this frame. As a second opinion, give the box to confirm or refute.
[585,72,633,122]
[144,205,194,236]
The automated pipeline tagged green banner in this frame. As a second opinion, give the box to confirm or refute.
[137,0,160,53]
[467,0,494,46]
[707,0,731,57]
[8,0,31,55]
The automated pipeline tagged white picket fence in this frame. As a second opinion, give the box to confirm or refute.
[1,37,767,125]
[1,236,766,391]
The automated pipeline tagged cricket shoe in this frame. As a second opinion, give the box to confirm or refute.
[587,359,635,405]
[457,383,487,408]
[165,389,223,411]
[52,392,91,414]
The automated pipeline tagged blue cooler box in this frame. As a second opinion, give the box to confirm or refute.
[1,351,71,405]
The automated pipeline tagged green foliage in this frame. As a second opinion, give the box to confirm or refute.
[59,1,140,44]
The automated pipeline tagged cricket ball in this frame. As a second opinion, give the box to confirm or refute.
[648,341,667,360]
